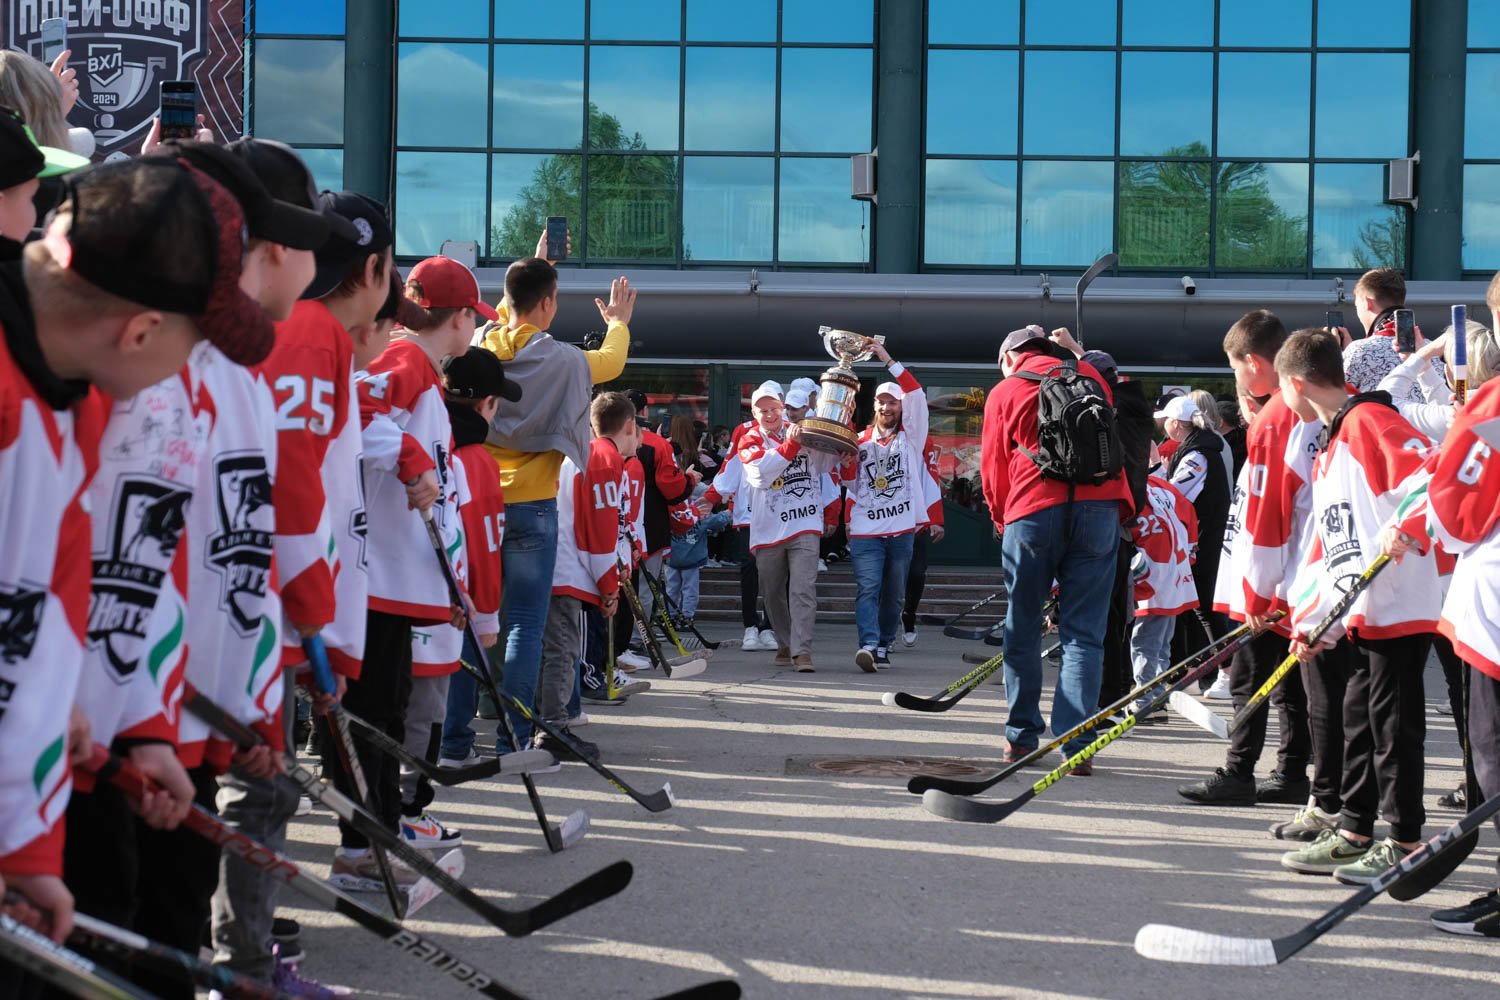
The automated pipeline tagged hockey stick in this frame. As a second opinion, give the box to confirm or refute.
[634,566,695,658]
[915,624,1255,804]
[1453,303,1468,405]
[882,640,1060,714]
[185,690,631,935]
[1227,555,1391,735]
[66,910,283,1000]
[340,706,554,787]
[1167,690,1229,738]
[642,565,735,650]
[1074,251,1117,347]
[303,635,404,917]
[960,650,997,665]
[918,589,1004,632]
[1135,787,1500,966]
[0,912,151,1000]
[618,572,708,679]
[603,604,651,702]
[415,506,589,853]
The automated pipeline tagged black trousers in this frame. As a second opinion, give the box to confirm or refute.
[1099,537,1136,707]
[1468,663,1500,880]
[901,529,930,633]
[1225,630,1311,781]
[1339,633,1430,843]
[1302,641,1352,815]
[322,609,414,848]
[735,526,768,630]
[1434,634,1467,743]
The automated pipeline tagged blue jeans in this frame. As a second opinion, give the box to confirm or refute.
[499,499,558,745]
[1000,501,1121,755]
[442,632,484,759]
[1129,613,1176,714]
[850,532,915,649]
[665,564,701,619]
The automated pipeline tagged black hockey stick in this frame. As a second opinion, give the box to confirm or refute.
[66,911,283,1000]
[917,589,1003,632]
[1135,787,1500,965]
[914,623,1255,802]
[0,912,150,1000]
[340,705,554,787]
[416,507,588,853]
[1074,251,1117,347]
[643,565,736,650]
[635,566,698,657]
[1227,555,1390,735]
[883,640,1060,714]
[619,571,708,678]
[185,690,631,935]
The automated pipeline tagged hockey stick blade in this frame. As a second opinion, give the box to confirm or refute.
[1134,925,1279,967]
[551,810,591,851]
[1168,690,1229,738]
[402,848,465,919]
[661,655,709,678]
[962,651,996,665]
[344,707,551,786]
[943,623,993,641]
[0,913,152,1000]
[65,910,281,1000]
[983,630,1006,646]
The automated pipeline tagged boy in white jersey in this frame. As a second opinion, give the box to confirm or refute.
[1128,470,1199,719]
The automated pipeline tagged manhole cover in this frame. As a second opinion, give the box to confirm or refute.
[784,755,986,779]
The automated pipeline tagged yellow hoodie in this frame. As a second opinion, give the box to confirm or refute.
[479,309,630,502]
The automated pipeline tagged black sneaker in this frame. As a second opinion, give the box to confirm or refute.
[1436,783,1467,809]
[1431,890,1500,938]
[874,648,891,669]
[1177,767,1257,805]
[533,728,599,763]
[1256,770,1311,805]
[271,916,304,964]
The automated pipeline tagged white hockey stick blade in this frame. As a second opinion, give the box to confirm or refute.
[1168,691,1230,739]
[665,649,711,666]
[880,692,898,708]
[556,810,590,849]
[663,658,708,680]
[402,848,465,918]
[498,749,560,775]
[1134,924,1278,966]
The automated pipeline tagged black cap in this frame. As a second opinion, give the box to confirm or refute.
[301,190,393,300]
[625,388,648,414]
[0,105,89,189]
[442,346,522,402]
[156,141,276,238]
[227,138,358,250]
[1080,349,1118,385]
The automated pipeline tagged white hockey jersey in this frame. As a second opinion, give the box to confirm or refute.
[555,438,627,604]
[842,365,929,538]
[738,423,838,551]
[1130,476,1199,617]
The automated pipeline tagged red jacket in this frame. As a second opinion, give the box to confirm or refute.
[980,354,1132,529]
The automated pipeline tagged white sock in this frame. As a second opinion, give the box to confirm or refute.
[343,847,369,860]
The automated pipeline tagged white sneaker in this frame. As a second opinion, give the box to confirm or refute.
[1204,670,1233,700]
[818,559,828,572]
[759,629,778,651]
[743,626,765,650]
[400,811,463,848]
[294,795,312,817]
[438,747,482,769]
[568,711,590,726]
[617,650,652,672]
[902,630,917,647]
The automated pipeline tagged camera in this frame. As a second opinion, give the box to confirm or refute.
[1180,275,1196,296]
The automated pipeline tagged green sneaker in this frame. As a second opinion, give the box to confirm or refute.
[1280,829,1372,875]
[1332,837,1407,886]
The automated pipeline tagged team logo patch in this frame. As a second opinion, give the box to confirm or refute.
[864,450,906,501]
[206,453,273,637]
[88,477,192,680]
[0,582,48,665]
[350,454,370,568]
[1319,500,1364,595]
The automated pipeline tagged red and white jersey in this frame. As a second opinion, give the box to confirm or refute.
[258,300,367,678]
[708,453,751,528]
[1236,391,1322,618]
[841,366,929,538]
[554,438,626,605]
[1426,378,1500,682]
[619,454,645,567]
[739,423,837,551]
[1130,476,1200,617]
[1213,459,1252,621]
[919,439,944,529]
[357,339,458,624]
[0,327,103,875]
[1289,398,1439,641]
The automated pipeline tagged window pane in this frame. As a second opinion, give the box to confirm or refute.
[781,49,873,153]
[1215,162,1308,269]
[1122,0,1214,46]
[685,48,775,151]
[494,0,584,40]
[1120,52,1211,156]
[1313,163,1406,270]
[927,51,1018,155]
[588,47,680,150]
[1025,0,1116,46]
[255,2,343,34]
[1472,1,1500,48]
[1119,161,1210,267]
[1020,160,1113,266]
[586,154,679,259]
[1219,0,1311,47]
[399,1,488,38]
[253,40,344,144]
[1467,54,1500,158]
[1316,54,1409,158]
[1463,165,1500,270]
[683,157,774,261]
[1022,51,1115,156]
[493,46,584,149]
[924,159,1017,266]
[395,152,488,257]
[1317,0,1411,48]
[397,44,489,147]
[687,0,776,41]
[1217,53,1310,158]
[591,0,680,41]
[294,147,344,192]
[490,152,580,258]
[928,0,1019,45]
[782,0,874,43]
[778,157,869,262]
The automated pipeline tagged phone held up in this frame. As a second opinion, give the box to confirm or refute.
[1325,310,1343,335]
[1394,308,1417,354]
[546,216,568,263]
[41,17,67,64]
[159,80,199,141]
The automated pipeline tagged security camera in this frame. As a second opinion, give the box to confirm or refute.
[1181,275,1196,296]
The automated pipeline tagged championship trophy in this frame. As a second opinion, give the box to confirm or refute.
[797,326,885,455]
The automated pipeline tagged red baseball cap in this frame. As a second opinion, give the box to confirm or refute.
[408,256,499,322]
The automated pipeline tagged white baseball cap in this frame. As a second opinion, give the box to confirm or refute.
[790,377,819,396]
[874,381,905,401]
[751,381,784,405]
[1153,396,1200,422]
[784,388,811,409]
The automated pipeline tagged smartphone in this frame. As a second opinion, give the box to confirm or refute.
[545,216,568,262]
[1325,310,1344,334]
[1394,308,1417,354]
[40,17,67,63]
[158,80,198,141]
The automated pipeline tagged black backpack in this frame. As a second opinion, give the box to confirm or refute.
[1015,359,1123,487]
